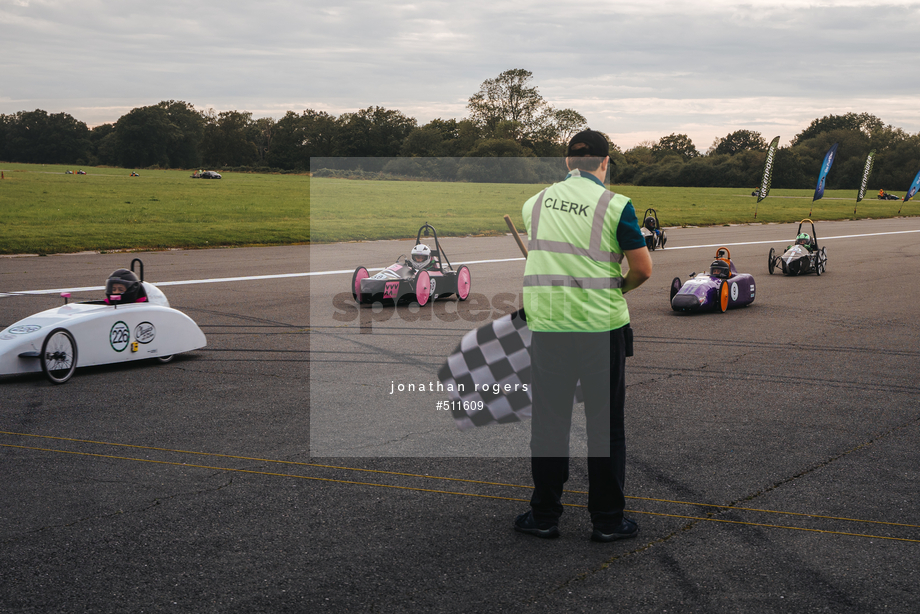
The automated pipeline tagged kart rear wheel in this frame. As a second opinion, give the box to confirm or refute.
[718,281,730,313]
[660,230,667,249]
[41,328,77,384]
[814,253,822,276]
[818,247,827,274]
[352,267,369,304]
[768,248,775,275]
[456,266,471,301]
[415,270,431,306]
[156,355,174,364]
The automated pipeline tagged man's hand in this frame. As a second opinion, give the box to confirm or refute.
[621,246,652,294]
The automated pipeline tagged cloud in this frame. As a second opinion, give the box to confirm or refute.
[1,0,918,148]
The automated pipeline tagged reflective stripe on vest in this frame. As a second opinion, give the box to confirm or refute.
[528,189,626,264]
[522,274,624,289]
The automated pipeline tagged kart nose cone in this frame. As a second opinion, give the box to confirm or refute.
[671,294,702,311]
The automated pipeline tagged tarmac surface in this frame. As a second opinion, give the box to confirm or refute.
[1,217,919,613]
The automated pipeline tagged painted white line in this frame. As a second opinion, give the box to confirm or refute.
[663,229,920,251]
[3,230,919,297]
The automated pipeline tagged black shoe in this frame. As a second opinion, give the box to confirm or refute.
[514,511,560,539]
[591,518,639,542]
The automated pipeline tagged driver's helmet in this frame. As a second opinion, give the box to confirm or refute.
[710,260,731,279]
[644,216,656,231]
[796,233,810,246]
[105,269,144,304]
[410,244,432,270]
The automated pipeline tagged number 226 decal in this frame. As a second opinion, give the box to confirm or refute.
[110,321,130,352]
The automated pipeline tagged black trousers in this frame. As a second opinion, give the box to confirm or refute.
[529,326,627,529]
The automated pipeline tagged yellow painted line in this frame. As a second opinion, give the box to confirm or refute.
[3,430,919,530]
[3,442,919,544]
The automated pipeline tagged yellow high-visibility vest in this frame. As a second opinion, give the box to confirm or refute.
[522,171,631,332]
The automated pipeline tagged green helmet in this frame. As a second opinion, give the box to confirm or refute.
[796,233,810,245]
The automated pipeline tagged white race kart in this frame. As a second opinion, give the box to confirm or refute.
[0,259,206,384]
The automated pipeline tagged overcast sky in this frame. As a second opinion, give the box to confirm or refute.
[2,0,918,150]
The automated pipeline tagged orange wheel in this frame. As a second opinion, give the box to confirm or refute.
[718,281,730,313]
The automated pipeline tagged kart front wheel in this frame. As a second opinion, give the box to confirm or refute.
[669,277,681,306]
[352,267,369,304]
[156,355,174,364]
[415,270,431,306]
[456,266,471,301]
[41,328,77,384]
[718,281,730,313]
[768,248,775,275]
[660,230,667,249]
[818,247,827,274]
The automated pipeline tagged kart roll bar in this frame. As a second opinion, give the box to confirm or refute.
[131,258,144,282]
[796,219,818,249]
[415,223,453,273]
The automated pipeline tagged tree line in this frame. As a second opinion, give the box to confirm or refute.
[1,69,918,190]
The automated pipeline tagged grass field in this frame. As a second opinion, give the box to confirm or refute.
[1,162,915,255]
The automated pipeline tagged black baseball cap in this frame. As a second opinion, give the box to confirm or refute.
[566,129,609,158]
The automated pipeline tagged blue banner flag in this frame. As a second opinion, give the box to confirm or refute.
[813,143,839,202]
[904,168,920,203]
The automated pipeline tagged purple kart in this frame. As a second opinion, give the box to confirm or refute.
[670,247,756,313]
[351,223,471,307]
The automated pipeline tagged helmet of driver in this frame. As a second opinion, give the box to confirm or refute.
[710,260,731,279]
[410,244,432,270]
[796,233,810,245]
[105,269,143,304]
[644,216,656,231]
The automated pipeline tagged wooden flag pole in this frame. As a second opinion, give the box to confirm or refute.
[503,214,528,257]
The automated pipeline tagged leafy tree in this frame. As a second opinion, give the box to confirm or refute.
[158,100,204,168]
[335,106,416,169]
[0,110,92,164]
[90,123,117,166]
[467,69,551,143]
[464,138,530,157]
[113,101,204,168]
[115,106,177,167]
[202,110,258,167]
[712,130,768,155]
[791,112,884,146]
[652,133,700,161]
[249,117,275,164]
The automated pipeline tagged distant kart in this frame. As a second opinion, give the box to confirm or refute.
[351,223,471,307]
[0,259,206,384]
[670,247,756,313]
[768,219,827,276]
[878,190,900,200]
[199,171,222,179]
[641,208,667,251]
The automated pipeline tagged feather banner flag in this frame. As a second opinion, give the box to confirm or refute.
[904,168,920,203]
[753,136,780,219]
[809,142,839,217]
[856,150,876,203]
[813,143,839,202]
[854,149,876,215]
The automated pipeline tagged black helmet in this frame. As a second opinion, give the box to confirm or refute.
[710,260,731,279]
[644,216,656,231]
[105,269,143,304]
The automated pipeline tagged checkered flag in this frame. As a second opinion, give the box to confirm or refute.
[438,309,581,431]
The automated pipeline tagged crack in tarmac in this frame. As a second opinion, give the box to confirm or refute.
[544,412,920,596]
[2,477,235,544]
